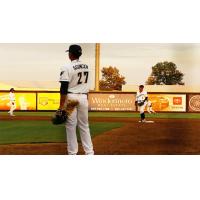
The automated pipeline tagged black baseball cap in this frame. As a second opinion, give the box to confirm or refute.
[65,44,82,56]
[10,88,15,92]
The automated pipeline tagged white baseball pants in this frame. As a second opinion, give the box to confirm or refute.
[65,94,94,155]
[9,101,16,116]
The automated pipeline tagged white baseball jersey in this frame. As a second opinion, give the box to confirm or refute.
[136,90,148,104]
[136,90,148,114]
[59,60,90,93]
[9,92,15,102]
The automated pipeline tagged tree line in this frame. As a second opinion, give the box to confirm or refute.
[99,61,184,91]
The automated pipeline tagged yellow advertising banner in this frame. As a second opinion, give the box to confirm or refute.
[37,93,60,110]
[88,93,136,111]
[148,94,186,112]
[0,92,187,112]
[0,92,36,110]
[188,94,200,112]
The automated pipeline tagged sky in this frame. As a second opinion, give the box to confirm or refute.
[0,43,200,88]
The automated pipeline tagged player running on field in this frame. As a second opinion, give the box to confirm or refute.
[8,88,16,116]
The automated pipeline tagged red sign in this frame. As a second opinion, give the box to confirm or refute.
[173,97,182,105]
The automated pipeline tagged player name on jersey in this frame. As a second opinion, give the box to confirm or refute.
[73,64,88,70]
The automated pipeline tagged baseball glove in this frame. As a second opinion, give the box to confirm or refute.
[51,100,79,125]
[52,109,67,125]
[138,101,145,106]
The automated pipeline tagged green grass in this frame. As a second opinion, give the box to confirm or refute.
[0,111,199,145]
[89,112,200,119]
[0,121,123,145]
[1,111,54,117]
[1,111,200,119]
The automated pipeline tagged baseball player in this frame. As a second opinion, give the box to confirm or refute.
[58,44,94,155]
[147,100,156,114]
[135,85,148,122]
[8,88,16,116]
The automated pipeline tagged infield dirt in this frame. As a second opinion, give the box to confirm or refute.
[0,115,200,155]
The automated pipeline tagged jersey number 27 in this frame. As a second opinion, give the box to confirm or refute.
[77,72,89,84]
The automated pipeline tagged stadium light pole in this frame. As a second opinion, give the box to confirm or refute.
[95,43,100,91]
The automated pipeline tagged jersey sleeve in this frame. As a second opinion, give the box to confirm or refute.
[59,66,70,82]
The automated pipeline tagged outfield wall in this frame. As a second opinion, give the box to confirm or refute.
[88,93,188,112]
[0,91,200,112]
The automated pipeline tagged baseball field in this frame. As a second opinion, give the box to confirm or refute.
[1,111,200,155]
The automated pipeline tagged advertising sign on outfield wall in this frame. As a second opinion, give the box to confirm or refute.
[188,94,200,112]
[148,94,186,112]
[37,93,60,110]
[0,92,36,110]
[88,93,136,111]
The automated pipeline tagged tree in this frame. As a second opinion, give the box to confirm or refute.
[146,61,184,85]
[99,66,126,91]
